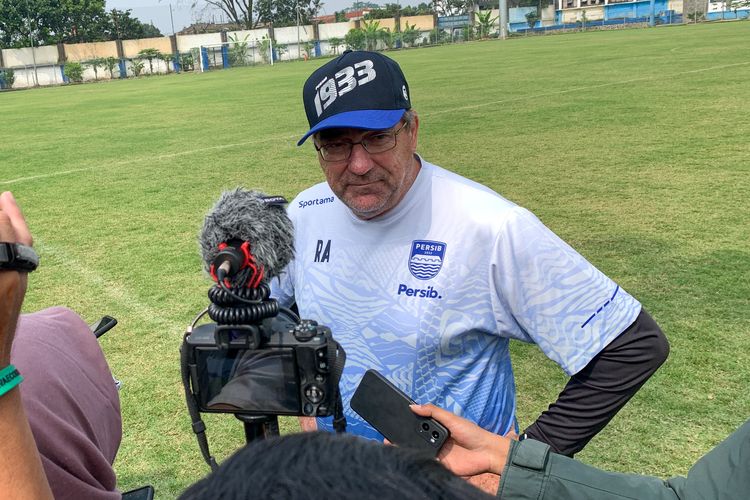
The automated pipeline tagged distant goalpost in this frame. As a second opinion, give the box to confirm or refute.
[195,39,275,72]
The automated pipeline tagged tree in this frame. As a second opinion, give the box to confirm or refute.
[433,0,470,16]
[137,48,162,74]
[400,22,421,47]
[255,0,323,27]
[130,58,145,77]
[103,56,119,79]
[85,57,106,80]
[344,28,366,50]
[475,10,498,38]
[64,62,84,83]
[0,0,107,48]
[360,19,386,50]
[198,0,255,28]
[525,10,540,29]
[328,36,344,55]
[106,9,162,40]
[0,2,160,49]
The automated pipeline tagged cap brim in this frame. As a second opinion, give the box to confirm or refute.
[297,109,406,146]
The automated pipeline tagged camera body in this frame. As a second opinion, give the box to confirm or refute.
[184,312,338,418]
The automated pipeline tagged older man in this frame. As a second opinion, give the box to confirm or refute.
[272,50,668,459]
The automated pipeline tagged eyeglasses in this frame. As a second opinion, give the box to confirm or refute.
[315,122,408,162]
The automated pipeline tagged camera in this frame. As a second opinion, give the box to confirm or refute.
[183,312,340,417]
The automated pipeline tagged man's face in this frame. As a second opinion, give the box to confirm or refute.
[315,116,420,220]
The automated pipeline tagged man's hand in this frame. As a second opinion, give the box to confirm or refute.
[0,191,32,366]
[410,403,512,477]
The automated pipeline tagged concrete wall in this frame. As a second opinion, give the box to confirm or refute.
[275,25,314,44]
[226,28,271,44]
[64,41,118,61]
[2,46,58,67]
[6,66,65,89]
[318,22,354,39]
[375,18,397,31]
[401,15,435,30]
[176,33,222,52]
[122,37,173,58]
[561,5,605,22]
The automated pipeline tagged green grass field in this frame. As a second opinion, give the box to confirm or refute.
[2,21,749,497]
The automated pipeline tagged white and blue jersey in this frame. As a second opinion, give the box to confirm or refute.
[271,158,641,440]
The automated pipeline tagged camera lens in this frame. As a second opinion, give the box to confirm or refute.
[421,422,430,431]
[432,431,440,440]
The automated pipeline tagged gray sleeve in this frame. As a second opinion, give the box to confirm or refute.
[498,419,750,500]
[497,439,679,500]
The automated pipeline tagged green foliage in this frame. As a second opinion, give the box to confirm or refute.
[365,2,434,18]
[400,23,421,47]
[160,52,174,73]
[302,41,316,59]
[276,43,289,60]
[476,10,499,38]
[525,10,541,29]
[106,9,162,40]
[254,0,323,27]
[0,2,161,48]
[381,28,400,49]
[259,36,272,63]
[137,48,162,74]
[345,29,367,51]
[361,19,387,50]
[429,28,450,44]
[578,10,589,28]
[103,57,119,79]
[0,68,14,89]
[328,37,344,55]
[129,58,145,77]
[228,34,251,66]
[63,62,84,83]
[434,0,470,16]
[179,52,194,72]
[84,57,106,80]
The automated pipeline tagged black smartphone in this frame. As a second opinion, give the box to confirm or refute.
[122,485,154,500]
[350,369,450,456]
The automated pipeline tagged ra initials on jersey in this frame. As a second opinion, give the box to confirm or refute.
[314,239,331,263]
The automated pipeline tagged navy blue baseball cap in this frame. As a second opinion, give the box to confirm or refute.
[298,50,411,146]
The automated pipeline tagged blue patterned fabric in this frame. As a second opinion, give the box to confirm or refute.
[271,159,641,440]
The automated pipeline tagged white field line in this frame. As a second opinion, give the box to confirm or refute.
[1,134,299,186]
[4,60,749,187]
[425,61,750,117]
[35,238,184,333]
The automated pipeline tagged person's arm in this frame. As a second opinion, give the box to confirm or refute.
[414,403,750,500]
[0,192,53,500]
[524,308,669,456]
[501,418,750,500]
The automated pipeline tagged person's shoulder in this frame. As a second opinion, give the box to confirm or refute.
[425,161,519,213]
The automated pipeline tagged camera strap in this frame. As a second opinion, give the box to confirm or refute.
[180,332,219,471]
[329,340,347,434]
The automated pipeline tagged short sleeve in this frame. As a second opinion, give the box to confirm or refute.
[490,207,641,375]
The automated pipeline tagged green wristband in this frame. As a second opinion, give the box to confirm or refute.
[0,364,23,397]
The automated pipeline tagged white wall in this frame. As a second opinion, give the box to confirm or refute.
[6,65,65,88]
[274,25,314,44]
[176,33,222,52]
[318,22,353,39]
[2,46,58,67]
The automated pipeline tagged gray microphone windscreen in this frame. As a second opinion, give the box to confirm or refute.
[199,188,294,281]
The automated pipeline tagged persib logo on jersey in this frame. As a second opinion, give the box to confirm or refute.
[408,240,446,280]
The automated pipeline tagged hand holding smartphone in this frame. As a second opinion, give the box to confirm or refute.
[350,369,450,456]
